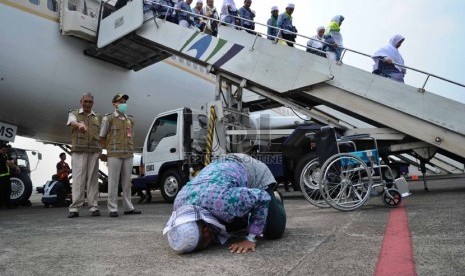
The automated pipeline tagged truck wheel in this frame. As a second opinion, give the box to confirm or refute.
[10,173,33,206]
[160,169,184,203]
[293,153,318,191]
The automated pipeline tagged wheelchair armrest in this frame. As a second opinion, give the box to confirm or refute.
[339,134,371,141]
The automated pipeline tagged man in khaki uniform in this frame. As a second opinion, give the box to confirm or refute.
[67,92,102,218]
[100,93,141,217]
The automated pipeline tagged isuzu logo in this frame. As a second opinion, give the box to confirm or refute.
[115,17,124,29]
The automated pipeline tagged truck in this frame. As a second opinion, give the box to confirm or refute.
[132,101,346,203]
[7,147,42,206]
[133,94,411,203]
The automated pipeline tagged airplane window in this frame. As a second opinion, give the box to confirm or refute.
[147,114,178,152]
[29,0,39,5]
[47,0,57,11]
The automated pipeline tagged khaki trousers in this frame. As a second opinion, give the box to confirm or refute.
[107,157,134,212]
[69,152,100,213]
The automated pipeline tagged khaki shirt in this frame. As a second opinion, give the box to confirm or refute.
[100,111,134,158]
[68,108,102,153]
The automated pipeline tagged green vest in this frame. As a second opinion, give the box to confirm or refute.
[105,114,134,158]
[70,109,102,153]
[0,153,10,178]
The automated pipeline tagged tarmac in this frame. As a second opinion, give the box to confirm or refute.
[1,176,464,276]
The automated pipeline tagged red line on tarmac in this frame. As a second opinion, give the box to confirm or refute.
[374,202,417,276]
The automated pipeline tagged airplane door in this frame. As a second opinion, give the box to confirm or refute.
[143,112,181,176]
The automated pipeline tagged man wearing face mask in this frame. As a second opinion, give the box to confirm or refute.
[100,93,141,217]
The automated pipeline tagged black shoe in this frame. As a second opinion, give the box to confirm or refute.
[124,209,142,215]
[67,212,79,218]
[138,194,147,204]
[91,210,101,217]
[109,212,119,217]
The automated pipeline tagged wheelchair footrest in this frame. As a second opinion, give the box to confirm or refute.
[394,177,411,197]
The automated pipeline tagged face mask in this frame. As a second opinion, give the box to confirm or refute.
[117,103,128,113]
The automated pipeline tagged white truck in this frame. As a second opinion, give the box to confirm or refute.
[133,107,211,202]
[132,102,342,203]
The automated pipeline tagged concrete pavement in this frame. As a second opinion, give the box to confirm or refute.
[0,177,464,276]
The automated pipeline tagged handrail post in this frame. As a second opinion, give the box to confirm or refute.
[250,32,259,51]
[419,74,431,93]
[339,48,347,63]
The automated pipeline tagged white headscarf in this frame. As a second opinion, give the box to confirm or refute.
[373,34,405,72]
[331,15,344,25]
[166,221,200,253]
[221,0,236,12]
[163,205,228,253]
[307,26,326,49]
[325,15,344,46]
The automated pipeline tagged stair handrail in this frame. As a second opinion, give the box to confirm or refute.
[139,0,465,93]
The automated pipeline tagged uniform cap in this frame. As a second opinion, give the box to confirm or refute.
[196,0,203,3]
[112,93,129,103]
[271,6,278,12]
[286,3,295,9]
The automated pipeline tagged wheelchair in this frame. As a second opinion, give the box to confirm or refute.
[299,157,329,208]
[301,126,409,211]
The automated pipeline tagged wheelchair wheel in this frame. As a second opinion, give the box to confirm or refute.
[382,188,402,208]
[299,158,329,208]
[319,153,373,211]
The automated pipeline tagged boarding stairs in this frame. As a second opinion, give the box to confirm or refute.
[82,0,465,170]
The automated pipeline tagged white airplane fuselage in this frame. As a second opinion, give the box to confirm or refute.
[0,0,216,148]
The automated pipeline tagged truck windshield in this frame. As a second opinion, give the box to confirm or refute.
[8,149,29,169]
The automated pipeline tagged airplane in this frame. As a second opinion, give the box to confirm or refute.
[0,0,221,148]
[0,0,311,205]
[3,0,317,148]
[0,0,304,147]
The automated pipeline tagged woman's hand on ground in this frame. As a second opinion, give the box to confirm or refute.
[229,240,256,254]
